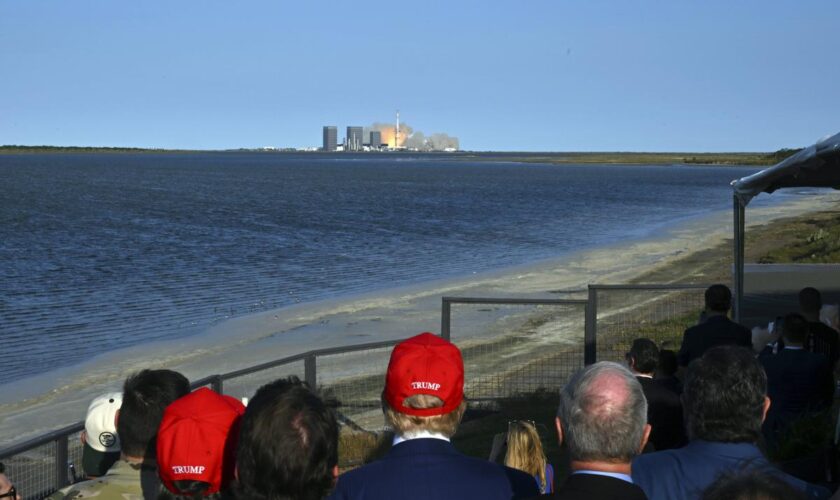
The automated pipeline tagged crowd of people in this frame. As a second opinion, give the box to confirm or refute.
[1,284,839,499]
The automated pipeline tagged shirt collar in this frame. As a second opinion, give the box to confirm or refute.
[572,470,633,483]
[392,430,451,446]
[635,374,653,379]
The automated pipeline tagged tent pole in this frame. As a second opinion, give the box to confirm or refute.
[733,194,746,323]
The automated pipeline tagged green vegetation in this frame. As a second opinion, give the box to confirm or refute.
[0,145,196,154]
[759,217,840,264]
[461,148,802,166]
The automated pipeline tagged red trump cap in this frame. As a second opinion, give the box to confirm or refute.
[156,388,245,495]
[383,332,464,417]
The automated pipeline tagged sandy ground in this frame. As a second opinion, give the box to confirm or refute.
[1,190,839,446]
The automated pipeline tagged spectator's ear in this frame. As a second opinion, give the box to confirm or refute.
[638,424,651,453]
[554,417,564,446]
[114,409,120,428]
[80,430,87,446]
[332,465,339,483]
[761,396,771,423]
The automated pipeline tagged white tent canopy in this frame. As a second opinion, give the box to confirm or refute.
[730,131,840,320]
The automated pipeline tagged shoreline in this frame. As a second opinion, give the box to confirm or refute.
[1,190,838,444]
[0,148,794,166]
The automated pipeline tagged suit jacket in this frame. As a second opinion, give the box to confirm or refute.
[760,347,834,445]
[328,438,539,500]
[632,440,830,500]
[677,315,752,367]
[637,377,687,451]
[807,321,840,368]
[654,375,682,396]
[533,473,646,500]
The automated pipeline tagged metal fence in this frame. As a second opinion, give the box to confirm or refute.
[1,285,709,499]
[586,284,712,363]
[441,297,590,400]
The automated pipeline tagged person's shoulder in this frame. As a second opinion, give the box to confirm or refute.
[683,322,703,336]
[634,446,685,468]
[47,476,143,500]
[811,321,839,337]
[545,474,646,500]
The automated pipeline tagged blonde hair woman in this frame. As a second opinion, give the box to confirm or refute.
[504,420,554,494]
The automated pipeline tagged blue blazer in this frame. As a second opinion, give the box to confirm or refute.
[631,440,830,500]
[328,438,539,500]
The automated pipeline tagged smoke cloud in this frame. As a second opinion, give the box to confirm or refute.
[365,122,459,151]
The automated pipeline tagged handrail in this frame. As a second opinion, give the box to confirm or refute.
[0,422,84,460]
[588,283,714,291]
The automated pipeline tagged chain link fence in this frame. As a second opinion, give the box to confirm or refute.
[441,297,589,401]
[586,284,712,363]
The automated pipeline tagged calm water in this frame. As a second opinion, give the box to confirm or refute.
[0,153,773,382]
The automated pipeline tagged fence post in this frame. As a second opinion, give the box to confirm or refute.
[304,354,317,389]
[585,286,597,365]
[211,375,224,394]
[441,298,451,341]
[55,434,69,489]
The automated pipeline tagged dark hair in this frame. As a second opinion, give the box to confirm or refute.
[628,338,659,374]
[658,349,678,377]
[782,313,809,345]
[799,287,822,314]
[702,468,806,500]
[0,462,4,473]
[683,346,766,443]
[157,481,225,500]
[234,376,338,500]
[117,369,190,459]
[704,284,732,313]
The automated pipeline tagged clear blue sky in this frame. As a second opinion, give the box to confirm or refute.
[1,1,838,152]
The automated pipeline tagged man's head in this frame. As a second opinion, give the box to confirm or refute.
[799,287,823,315]
[683,346,769,443]
[702,469,807,500]
[157,388,245,499]
[382,332,466,437]
[658,349,679,377]
[704,284,732,314]
[626,338,659,375]
[782,313,809,346]
[0,463,21,500]
[235,376,338,500]
[117,369,190,460]
[82,392,123,477]
[556,362,649,464]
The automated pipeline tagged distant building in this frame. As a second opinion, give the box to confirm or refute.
[346,126,364,151]
[370,130,382,149]
[323,126,337,152]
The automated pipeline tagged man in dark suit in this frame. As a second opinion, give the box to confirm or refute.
[761,313,834,449]
[329,333,538,500]
[677,284,751,367]
[632,346,830,500]
[535,362,650,499]
[799,287,840,369]
[627,339,686,451]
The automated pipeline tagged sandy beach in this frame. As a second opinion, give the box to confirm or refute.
[2,190,839,445]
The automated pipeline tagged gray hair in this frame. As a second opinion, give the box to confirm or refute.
[557,361,648,463]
